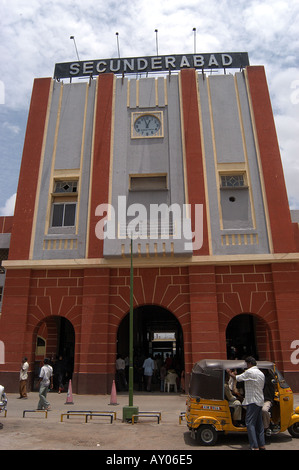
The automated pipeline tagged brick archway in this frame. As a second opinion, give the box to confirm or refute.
[226,313,273,361]
[32,315,75,390]
[108,267,191,374]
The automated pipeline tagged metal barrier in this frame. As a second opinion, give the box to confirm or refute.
[131,411,162,424]
[66,410,117,420]
[23,409,48,418]
[61,410,115,423]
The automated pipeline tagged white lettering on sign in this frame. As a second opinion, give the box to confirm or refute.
[55,53,249,79]
[96,61,107,73]
[70,62,80,75]
[137,58,148,71]
[222,54,233,66]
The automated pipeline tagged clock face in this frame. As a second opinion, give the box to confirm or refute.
[134,114,161,136]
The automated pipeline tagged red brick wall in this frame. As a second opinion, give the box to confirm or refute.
[271,263,299,389]
[246,66,296,253]
[1,263,299,392]
[180,69,209,255]
[216,264,283,366]
[87,74,114,259]
[8,78,52,260]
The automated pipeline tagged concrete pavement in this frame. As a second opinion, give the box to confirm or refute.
[0,390,299,451]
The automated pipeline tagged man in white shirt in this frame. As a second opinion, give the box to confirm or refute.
[227,356,266,450]
[37,358,53,411]
[19,357,29,398]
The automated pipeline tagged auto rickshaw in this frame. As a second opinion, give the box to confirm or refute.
[185,359,299,446]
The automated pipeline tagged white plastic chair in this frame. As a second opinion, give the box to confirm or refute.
[164,372,178,392]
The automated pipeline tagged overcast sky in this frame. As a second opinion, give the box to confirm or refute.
[0,0,298,216]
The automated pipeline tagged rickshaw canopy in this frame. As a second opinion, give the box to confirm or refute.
[189,359,274,400]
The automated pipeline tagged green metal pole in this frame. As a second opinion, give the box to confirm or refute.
[129,237,134,407]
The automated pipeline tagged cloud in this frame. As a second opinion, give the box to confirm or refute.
[2,121,21,135]
[0,193,16,216]
[0,0,299,211]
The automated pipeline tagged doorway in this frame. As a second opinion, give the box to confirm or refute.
[117,305,184,391]
[226,313,258,360]
[33,316,75,391]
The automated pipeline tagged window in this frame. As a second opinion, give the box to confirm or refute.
[35,336,46,356]
[54,180,78,193]
[129,174,168,191]
[50,179,78,229]
[220,174,246,188]
[219,172,252,229]
[0,248,9,267]
[52,203,76,227]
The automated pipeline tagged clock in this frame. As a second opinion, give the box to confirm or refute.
[134,114,161,137]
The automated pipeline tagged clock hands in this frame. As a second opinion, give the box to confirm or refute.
[134,114,161,136]
[144,117,151,129]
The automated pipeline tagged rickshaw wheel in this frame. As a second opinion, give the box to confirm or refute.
[288,422,299,438]
[196,424,218,446]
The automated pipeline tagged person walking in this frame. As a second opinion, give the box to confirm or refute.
[19,357,29,399]
[37,358,53,411]
[227,356,266,450]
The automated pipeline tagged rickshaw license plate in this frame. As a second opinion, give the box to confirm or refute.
[202,405,221,410]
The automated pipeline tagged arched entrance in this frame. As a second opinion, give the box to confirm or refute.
[226,314,258,359]
[117,305,184,391]
[33,316,75,391]
[226,313,271,361]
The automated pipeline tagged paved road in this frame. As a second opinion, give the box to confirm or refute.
[1,391,299,452]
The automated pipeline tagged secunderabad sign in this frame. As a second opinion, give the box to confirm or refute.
[54,52,249,79]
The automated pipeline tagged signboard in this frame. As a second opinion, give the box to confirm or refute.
[54,52,249,80]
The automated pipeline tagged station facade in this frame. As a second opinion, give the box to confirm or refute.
[1,54,299,393]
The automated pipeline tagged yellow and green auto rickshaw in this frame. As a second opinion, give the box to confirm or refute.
[186,359,299,446]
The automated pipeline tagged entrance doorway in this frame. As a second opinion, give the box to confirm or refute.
[117,305,184,391]
[226,314,258,360]
[33,316,75,391]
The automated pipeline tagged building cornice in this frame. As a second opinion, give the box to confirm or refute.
[3,252,299,271]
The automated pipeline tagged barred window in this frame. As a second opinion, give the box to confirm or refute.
[220,174,245,188]
[54,180,78,193]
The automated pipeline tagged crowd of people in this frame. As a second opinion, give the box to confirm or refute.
[115,351,185,393]
[15,354,73,411]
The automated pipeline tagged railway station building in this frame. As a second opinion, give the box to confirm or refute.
[0,52,299,393]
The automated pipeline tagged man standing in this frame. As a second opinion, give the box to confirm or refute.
[143,354,155,392]
[227,356,266,450]
[37,358,53,411]
[19,357,29,399]
[115,355,128,391]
